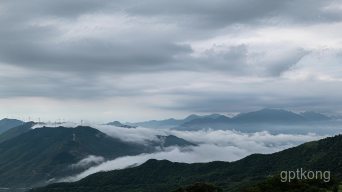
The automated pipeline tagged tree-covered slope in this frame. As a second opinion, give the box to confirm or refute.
[0,125,196,190]
[0,126,148,188]
[240,176,338,192]
[31,134,342,192]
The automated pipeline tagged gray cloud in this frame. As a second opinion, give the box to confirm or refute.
[70,155,105,169]
[0,0,337,74]
[180,45,307,76]
[158,79,342,114]
[0,37,192,73]
[119,0,342,27]
[0,0,111,19]
[1,0,342,120]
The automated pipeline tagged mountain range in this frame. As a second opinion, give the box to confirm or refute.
[128,109,336,134]
[0,124,194,190]
[0,109,340,191]
[128,114,223,128]
[30,133,342,192]
[131,109,332,127]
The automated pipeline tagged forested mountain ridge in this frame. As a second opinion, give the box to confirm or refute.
[30,134,342,192]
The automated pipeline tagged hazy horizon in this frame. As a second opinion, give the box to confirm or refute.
[1,0,342,122]
[1,107,341,123]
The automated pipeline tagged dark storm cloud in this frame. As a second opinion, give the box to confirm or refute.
[0,36,192,73]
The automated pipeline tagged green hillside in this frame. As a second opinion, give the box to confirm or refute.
[0,126,147,188]
[0,125,195,190]
[31,134,342,192]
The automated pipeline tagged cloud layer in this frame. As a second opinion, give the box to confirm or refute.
[1,0,342,121]
[32,123,325,182]
[56,123,323,182]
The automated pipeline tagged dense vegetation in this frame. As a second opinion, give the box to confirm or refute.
[0,124,195,189]
[0,126,148,188]
[30,134,342,192]
[173,182,223,192]
[174,179,340,192]
[241,176,340,192]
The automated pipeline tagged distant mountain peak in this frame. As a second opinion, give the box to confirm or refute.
[232,108,305,123]
[129,114,225,128]
[251,108,292,113]
[106,121,137,128]
[184,114,201,121]
[130,108,334,131]
[300,111,331,121]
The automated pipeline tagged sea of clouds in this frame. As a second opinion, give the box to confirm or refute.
[33,122,325,182]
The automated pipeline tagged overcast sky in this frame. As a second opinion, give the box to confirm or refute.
[1,0,342,122]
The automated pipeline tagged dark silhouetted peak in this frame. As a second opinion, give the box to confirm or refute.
[142,159,173,167]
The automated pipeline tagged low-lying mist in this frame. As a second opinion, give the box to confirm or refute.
[33,122,328,183]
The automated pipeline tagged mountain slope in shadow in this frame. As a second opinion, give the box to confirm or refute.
[0,126,194,189]
[30,134,342,192]
[0,118,24,134]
